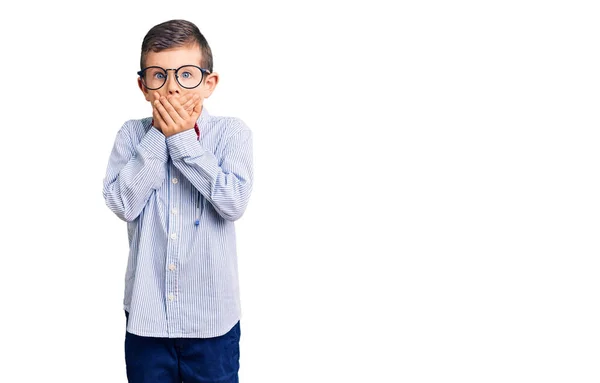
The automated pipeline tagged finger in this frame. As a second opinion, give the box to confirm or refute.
[161,97,186,127]
[152,105,166,130]
[173,94,193,115]
[191,100,203,121]
[151,104,159,126]
[182,94,199,113]
[166,95,189,120]
[155,98,177,127]
[176,93,192,105]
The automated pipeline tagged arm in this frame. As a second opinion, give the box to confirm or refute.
[102,121,169,222]
[167,121,253,221]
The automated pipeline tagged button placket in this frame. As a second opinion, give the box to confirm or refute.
[166,165,181,333]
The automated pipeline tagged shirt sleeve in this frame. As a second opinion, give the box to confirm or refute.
[103,121,168,222]
[166,121,254,222]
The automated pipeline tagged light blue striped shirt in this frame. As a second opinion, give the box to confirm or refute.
[102,106,253,338]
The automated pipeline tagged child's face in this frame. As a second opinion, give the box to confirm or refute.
[137,43,218,105]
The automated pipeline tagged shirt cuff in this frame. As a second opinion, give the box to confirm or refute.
[166,128,206,160]
[138,126,168,162]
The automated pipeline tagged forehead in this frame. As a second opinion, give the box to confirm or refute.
[145,44,203,68]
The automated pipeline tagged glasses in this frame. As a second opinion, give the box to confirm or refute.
[137,65,211,90]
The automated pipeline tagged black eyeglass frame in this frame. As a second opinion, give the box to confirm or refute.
[137,65,211,90]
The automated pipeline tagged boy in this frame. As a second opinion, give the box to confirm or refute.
[102,19,253,383]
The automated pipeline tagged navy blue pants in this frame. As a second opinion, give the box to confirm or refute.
[124,310,240,383]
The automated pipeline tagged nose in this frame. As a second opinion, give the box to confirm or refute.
[165,70,181,95]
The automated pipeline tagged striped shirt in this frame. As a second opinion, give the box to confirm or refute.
[102,106,253,338]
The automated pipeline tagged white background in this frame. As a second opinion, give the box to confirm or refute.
[1,0,599,382]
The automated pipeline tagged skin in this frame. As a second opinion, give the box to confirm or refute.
[137,43,219,138]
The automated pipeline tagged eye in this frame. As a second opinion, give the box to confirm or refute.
[181,71,192,79]
[154,72,166,79]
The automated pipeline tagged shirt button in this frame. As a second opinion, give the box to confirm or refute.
[168,293,174,301]
[170,233,177,240]
[172,177,179,184]
[168,264,176,271]
[171,208,178,215]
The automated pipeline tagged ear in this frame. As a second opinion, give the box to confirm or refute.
[201,72,220,99]
[138,78,152,102]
